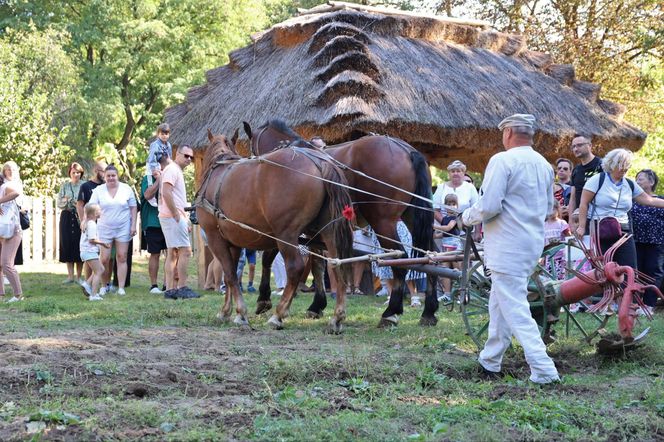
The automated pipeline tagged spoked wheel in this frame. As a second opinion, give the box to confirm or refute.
[535,242,612,345]
[458,261,491,349]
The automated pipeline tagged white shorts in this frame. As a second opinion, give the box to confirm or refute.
[160,217,191,249]
[98,224,131,243]
[81,251,100,262]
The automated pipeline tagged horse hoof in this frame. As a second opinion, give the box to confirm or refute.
[233,315,249,327]
[305,310,322,320]
[255,301,272,315]
[378,315,399,328]
[326,322,343,335]
[419,316,438,327]
[267,315,284,330]
[215,312,231,324]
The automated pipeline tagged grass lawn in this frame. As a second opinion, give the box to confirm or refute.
[0,257,663,441]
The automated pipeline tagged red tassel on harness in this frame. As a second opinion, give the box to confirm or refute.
[342,205,355,221]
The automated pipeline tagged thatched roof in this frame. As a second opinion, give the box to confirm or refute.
[165,1,646,171]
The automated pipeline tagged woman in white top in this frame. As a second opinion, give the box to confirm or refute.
[87,165,137,295]
[432,160,479,217]
[0,161,24,302]
[576,148,664,269]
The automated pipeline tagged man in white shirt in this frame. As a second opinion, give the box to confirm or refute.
[159,145,198,299]
[462,113,560,384]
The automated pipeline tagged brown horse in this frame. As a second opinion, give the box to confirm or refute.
[243,120,438,327]
[195,130,353,332]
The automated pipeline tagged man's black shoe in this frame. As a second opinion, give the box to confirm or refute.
[178,286,201,299]
[478,365,504,380]
[164,288,180,299]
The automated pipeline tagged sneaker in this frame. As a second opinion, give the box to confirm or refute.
[410,296,422,307]
[108,285,117,293]
[81,281,93,297]
[78,278,86,286]
[478,365,504,380]
[375,287,388,297]
[437,293,452,304]
[149,285,163,294]
[89,294,103,301]
[7,296,23,303]
[271,289,284,297]
[247,285,257,293]
[99,285,109,296]
[62,278,76,284]
[117,288,126,296]
[178,286,201,299]
[164,288,180,299]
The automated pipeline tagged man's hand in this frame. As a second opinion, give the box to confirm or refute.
[575,226,584,238]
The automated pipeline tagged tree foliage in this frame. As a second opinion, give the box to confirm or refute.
[1,0,275,186]
[0,27,75,195]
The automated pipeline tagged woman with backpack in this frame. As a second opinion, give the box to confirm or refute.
[576,149,664,273]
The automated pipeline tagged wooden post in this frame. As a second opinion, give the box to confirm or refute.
[193,149,211,289]
[32,197,44,263]
[22,197,32,262]
[44,197,55,261]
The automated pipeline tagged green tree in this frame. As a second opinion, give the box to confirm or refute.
[1,0,274,181]
[0,27,75,195]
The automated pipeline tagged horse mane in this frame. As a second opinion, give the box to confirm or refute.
[263,119,302,141]
[203,134,240,171]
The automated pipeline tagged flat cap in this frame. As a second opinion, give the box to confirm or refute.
[498,114,536,130]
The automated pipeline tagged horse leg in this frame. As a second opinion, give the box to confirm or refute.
[320,233,349,334]
[305,255,328,319]
[268,244,305,330]
[256,248,277,315]
[420,272,440,326]
[204,231,236,323]
[228,246,249,326]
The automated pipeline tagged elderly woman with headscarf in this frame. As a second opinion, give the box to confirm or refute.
[631,169,664,311]
[576,149,664,274]
[58,162,86,284]
[0,161,24,302]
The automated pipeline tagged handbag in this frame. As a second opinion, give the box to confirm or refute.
[590,174,625,242]
[597,216,622,241]
[19,208,29,230]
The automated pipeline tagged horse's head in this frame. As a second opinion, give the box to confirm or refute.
[204,129,239,169]
[243,119,300,156]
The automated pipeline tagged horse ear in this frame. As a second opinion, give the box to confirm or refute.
[207,128,214,142]
[243,121,252,139]
[231,128,239,146]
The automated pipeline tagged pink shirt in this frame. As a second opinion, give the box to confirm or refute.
[158,163,187,218]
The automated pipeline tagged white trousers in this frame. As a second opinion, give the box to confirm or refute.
[272,253,286,289]
[478,271,560,383]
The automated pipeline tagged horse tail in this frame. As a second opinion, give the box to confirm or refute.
[406,150,434,256]
[320,161,354,281]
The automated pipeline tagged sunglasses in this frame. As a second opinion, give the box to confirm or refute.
[183,154,194,160]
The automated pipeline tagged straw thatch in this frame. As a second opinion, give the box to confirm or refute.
[165,1,646,171]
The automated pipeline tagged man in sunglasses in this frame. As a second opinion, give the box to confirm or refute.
[568,134,602,231]
[159,145,199,299]
[555,158,573,219]
[146,123,172,205]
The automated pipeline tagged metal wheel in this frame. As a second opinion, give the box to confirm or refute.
[458,261,491,349]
